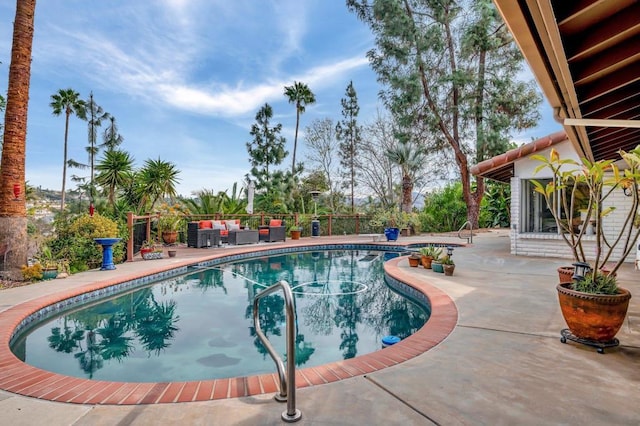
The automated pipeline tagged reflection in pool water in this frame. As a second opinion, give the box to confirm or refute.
[13,250,429,382]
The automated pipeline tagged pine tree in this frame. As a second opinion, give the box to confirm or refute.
[336,81,362,213]
[246,103,288,194]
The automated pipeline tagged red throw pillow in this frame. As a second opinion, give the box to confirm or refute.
[269,219,282,227]
[199,220,213,229]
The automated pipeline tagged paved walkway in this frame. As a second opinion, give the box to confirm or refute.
[1,230,638,425]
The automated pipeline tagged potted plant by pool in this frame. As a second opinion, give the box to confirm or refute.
[407,252,421,267]
[441,256,455,276]
[288,223,302,240]
[431,256,444,273]
[37,245,59,280]
[419,246,442,269]
[140,240,162,260]
[531,145,640,350]
[157,203,185,245]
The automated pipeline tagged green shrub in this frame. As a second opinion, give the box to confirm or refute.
[420,183,467,232]
[21,264,43,281]
[49,213,127,272]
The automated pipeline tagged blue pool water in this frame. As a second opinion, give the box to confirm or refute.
[11,249,429,382]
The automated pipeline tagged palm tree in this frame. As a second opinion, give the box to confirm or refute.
[95,149,134,207]
[284,82,316,175]
[50,88,87,212]
[385,142,426,213]
[137,158,180,210]
[0,0,36,279]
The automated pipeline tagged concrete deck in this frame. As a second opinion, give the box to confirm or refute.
[1,230,638,425]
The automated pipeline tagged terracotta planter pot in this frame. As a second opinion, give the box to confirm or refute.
[421,255,433,269]
[408,256,420,267]
[290,230,301,240]
[556,283,631,342]
[557,266,574,284]
[443,264,455,276]
[558,266,616,284]
[162,231,178,245]
[168,250,177,258]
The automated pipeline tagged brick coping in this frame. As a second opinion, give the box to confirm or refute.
[0,248,457,405]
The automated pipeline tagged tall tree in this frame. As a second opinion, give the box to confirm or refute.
[101,115,124,151]
[305,118,339,212]
[0,0,36,279]
[335,81,362,214]
[85,91,109,200]
[246,103,288,193]
[347,0,541,227]
[0,63,5,151]
[284,81,316,175]
[50,88,87,212]
[95,149,134,207]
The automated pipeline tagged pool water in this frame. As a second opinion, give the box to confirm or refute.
[12,250,429,382]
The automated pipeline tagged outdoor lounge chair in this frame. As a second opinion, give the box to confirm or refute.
[259,219,286,242]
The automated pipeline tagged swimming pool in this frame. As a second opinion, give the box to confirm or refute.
[11,249,429,383]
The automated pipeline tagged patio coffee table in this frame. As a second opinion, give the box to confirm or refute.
[228,229,259,245]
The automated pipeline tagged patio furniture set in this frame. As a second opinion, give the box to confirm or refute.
[187,219,286,248]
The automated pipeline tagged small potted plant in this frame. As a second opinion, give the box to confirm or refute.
[440,256,455,276]
[532,145,640,347]
[419,246,442,269]
[407,252,421,267]
[431,255,444,273]
[140,240,161,259]
[288,223,303,240]
[37,245,59,280]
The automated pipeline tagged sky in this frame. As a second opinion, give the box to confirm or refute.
[0,0,560,198]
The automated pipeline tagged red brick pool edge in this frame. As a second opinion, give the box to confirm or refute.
[0,256,457,405]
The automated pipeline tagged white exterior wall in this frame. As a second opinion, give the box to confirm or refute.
[509,140,637,263]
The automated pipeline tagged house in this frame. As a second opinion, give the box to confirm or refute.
[471,131,637,262]
[469,1,640,263]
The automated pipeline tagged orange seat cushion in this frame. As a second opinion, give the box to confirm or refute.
[269,219,282,227]
[199,220,213,229]
[220,230,229,237]
[259,229,269,235]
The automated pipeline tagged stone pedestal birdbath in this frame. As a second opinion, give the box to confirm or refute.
[94,238,122,270]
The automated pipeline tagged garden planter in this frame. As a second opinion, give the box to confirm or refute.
[168,250,177,258]
[432,261,444,273]
[140,247,154,258]
[408,256,421,267]
[443,264,455,276]
[421,255,433,269]
[290,230,301,240]
[384,227,400,241]
[557,266,574,284]
[557,266,616,284]
[42,269,58,280]
[556,283,631,342]
[162,231,178,245]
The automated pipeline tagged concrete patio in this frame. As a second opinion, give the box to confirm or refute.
[1,229,638,425]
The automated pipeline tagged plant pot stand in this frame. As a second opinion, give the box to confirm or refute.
[560,328,619,354]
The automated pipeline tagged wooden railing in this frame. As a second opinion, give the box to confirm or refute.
[126,212,376,261]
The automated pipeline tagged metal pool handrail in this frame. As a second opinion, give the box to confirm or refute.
[253,280,302,423]
[458,220,473,243]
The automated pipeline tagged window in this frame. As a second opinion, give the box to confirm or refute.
[520,179,590,233]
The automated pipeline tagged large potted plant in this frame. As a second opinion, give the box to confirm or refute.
[532,145,640,348]
[157,203,185,245]
[419,246,442,269]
